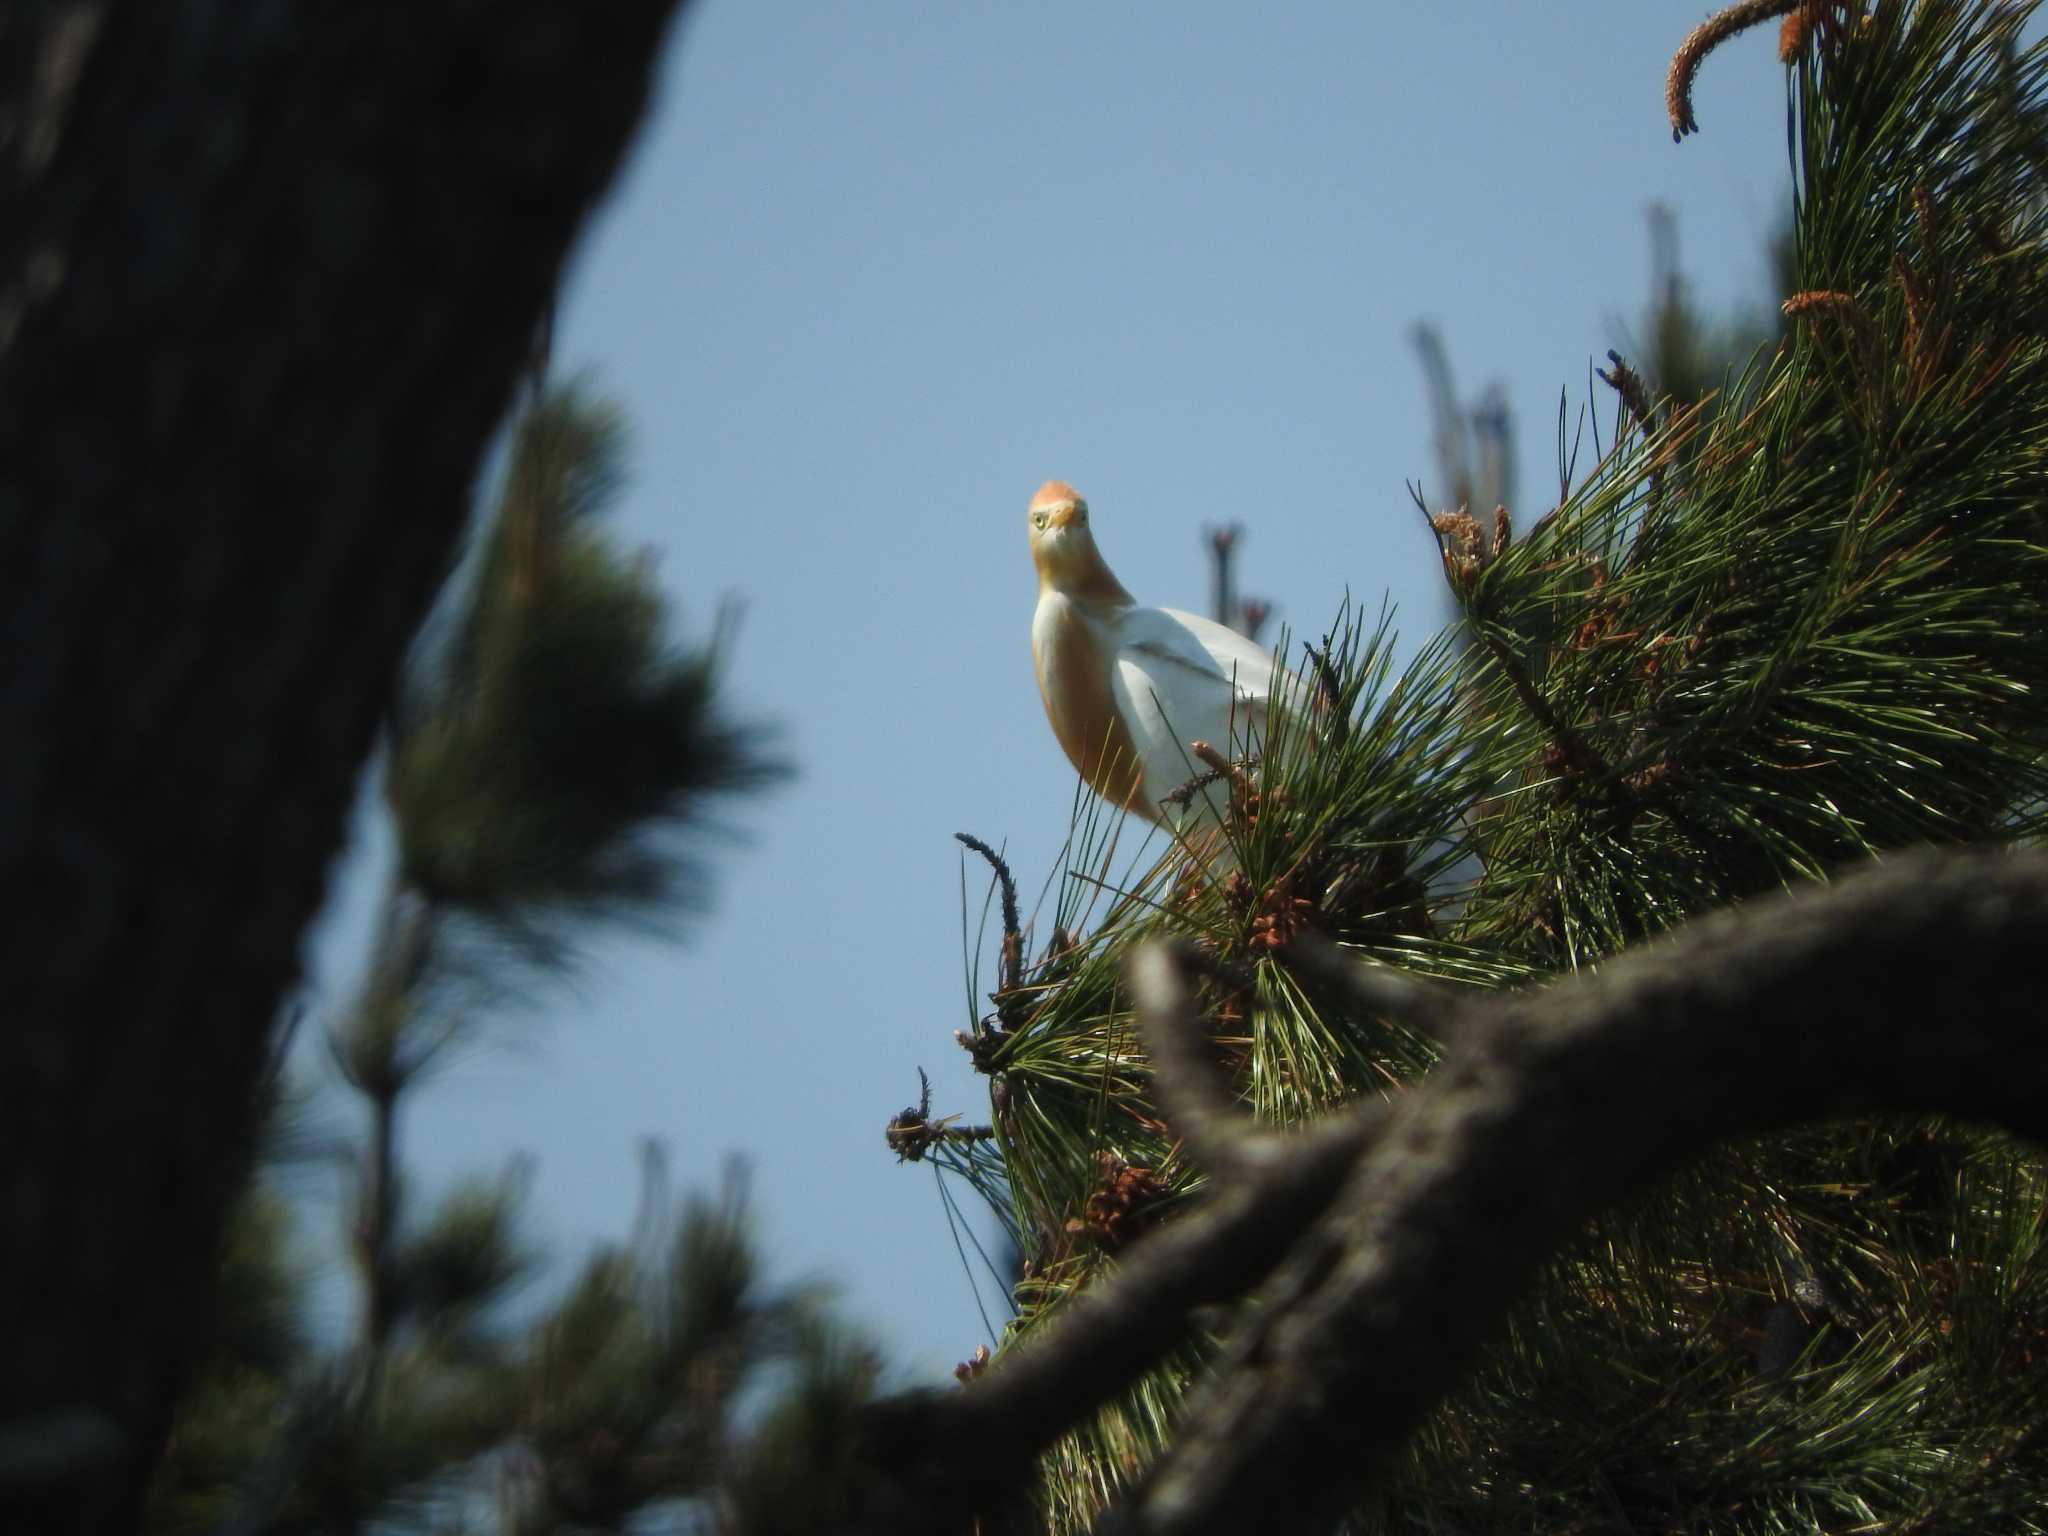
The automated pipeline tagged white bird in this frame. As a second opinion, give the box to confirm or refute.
[1027,479,1305,831]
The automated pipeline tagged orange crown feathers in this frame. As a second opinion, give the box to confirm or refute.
[1030,479,1085,513]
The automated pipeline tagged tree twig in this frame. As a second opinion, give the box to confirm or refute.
[1597,348,1657,436]
[1669,1,1802,141]
[1300,637,1350,748]
[1473,622,1620,786]
[885,1068,996,1163]
[957,832,1024,999]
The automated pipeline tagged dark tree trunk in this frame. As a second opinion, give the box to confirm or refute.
[0,5,687,1530]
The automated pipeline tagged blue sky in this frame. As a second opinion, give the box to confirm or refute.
[305,3,1792,1378]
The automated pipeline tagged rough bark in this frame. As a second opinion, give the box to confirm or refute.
[1127,845,2048,1533]
[848,845,2048,1535]
[0,5,686,1529]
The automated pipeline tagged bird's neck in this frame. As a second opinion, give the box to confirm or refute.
[1034,533,1134,609]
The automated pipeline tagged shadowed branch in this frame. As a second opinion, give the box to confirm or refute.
[845,844,2048,1533]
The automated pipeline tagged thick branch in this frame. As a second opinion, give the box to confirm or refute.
[1130,944,1277,1177]
[852,1109,1382,1532]
[849,845,2048,1533]
[0,7,686,1529]
[1125,845,2048,1533]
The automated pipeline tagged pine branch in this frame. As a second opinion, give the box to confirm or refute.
[955,832,1024,1003]
[1125,843,2048,1534]
[857,1106,1380,1534]
[1126,945,1286,1179]
[1471,618,1621,786]
[923,5,2048,1529]
[1596,348,1658,436]
[851,844,2048,1534]
[885,1068,996,1163]
[1668,0,1804,140]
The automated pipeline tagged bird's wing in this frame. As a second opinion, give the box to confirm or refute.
[1121,605,1301,708]
[1111,605,1305,772]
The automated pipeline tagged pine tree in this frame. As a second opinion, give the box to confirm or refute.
[144,381,835,1536]
[866,4,2048,1530]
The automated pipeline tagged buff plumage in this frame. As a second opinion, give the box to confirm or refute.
[1026,479,1302,828]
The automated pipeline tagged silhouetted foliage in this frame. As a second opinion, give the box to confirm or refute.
[148,384,808,1536]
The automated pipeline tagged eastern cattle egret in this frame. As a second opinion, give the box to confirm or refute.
[1027,479,1303,831]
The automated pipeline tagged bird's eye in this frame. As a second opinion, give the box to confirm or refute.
[1033,512,1048,529]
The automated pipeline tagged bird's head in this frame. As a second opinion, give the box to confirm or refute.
[1028,480,1132,604]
